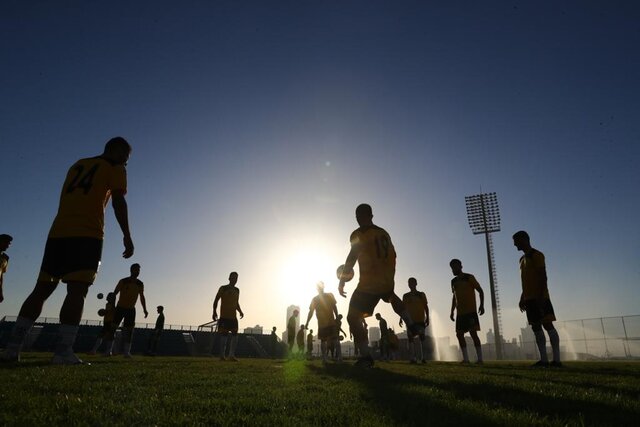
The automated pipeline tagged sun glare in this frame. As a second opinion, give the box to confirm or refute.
[277,248,340,308]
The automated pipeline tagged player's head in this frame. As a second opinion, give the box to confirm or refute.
[375,313,381,320]
[300,324,305,330]
[106,292,116,304]
[310,329,313,334]
[316,281,325,294]
[293,309,299,317]
[355,203,373,226]
[449,259,463,275]
[408,277,417,290]
[130,263,141,277]
[0,234,12,251]
[272,326,277,332]
[229,271,238,285]
[512,230,531,251]
[337,314,343,320]
[157,305,164,313]
[103,136,131,165]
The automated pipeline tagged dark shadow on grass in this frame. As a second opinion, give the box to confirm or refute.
[311,363,640,426]
[308,363,496,426]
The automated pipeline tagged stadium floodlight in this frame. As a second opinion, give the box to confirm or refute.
[465,192,504,360]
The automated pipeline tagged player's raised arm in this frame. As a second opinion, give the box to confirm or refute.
[112,191,134,259]
[476,284,485,316]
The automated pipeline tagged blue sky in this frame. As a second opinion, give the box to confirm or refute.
[1,1,639,342]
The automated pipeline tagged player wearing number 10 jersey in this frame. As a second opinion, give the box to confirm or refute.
[1,137,134,365]
[338,203,417,368]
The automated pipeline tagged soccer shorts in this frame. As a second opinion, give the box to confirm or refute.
[455,312,480,333]
[524,299,556,325]
[37,237,103,284]
[318,325,337,341]
[349,289,394,317]
[218,317,239,334]
[113,306,137,328]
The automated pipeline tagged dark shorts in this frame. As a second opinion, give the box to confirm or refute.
[349,289,394,317]
[318,325,337,341]
[218,317,238,334]
[38,237,103,284]
[524,299,556,325]
[456,312,480,333]
[113,306,136,328]
[98,320,113,338]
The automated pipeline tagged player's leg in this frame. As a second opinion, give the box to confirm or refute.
[407,335,417,363]
[52,281,90,364]
[389,293,415,331]
[103,310,124,356]
[456,331,469,363]
[419,334,427,363]
[1,281,59,361]
[228,331,239,361]
[348,290,378,366]
[469,330,483,363]
[531,323,549,366]
[543,322,561,366]
[121,308,136,358]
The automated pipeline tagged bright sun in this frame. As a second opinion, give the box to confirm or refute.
[277,248,340,307]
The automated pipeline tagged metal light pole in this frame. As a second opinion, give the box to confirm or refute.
[465,192,504,360]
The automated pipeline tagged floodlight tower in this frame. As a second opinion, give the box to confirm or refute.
[465,192,504,360]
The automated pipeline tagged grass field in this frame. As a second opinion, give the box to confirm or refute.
[1,355,639,426]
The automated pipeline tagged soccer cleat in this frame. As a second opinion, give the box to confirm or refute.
[550,361,563,368]
[0,349,20,363]
[531,360,549,368]
[354,355,374,368]
[410,359,418,364]
[52,351,88,365]
[229,357,239,362]
[421,359,427,364]
[220,356,227,361]
[459,360,470,365]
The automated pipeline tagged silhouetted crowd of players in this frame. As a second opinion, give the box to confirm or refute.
[0,138,561,368]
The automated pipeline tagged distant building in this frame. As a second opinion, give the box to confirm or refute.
[486,329,495,344]
[243,325,264,335]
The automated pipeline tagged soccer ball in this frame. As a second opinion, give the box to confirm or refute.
[97,293,104,299]
[336,264,354,282]
[98,309,106,316]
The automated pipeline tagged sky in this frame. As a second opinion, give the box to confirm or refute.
[1,1,639,344]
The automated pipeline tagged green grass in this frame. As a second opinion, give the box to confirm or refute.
[1,355,639,426]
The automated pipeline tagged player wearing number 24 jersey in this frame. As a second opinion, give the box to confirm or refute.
[1,137,134,366]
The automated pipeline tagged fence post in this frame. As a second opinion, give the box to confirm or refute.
[600,318,609,358]
[621,316,630,358]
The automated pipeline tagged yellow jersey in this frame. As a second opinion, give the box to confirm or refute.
[351,225,396,294]
[216,285,240,319]
[49,156,127,239]
[520,249,550,300]
[309,292,337,328]
[451,273,481,315]
[403,291,428,323]
[115,277,144,309]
